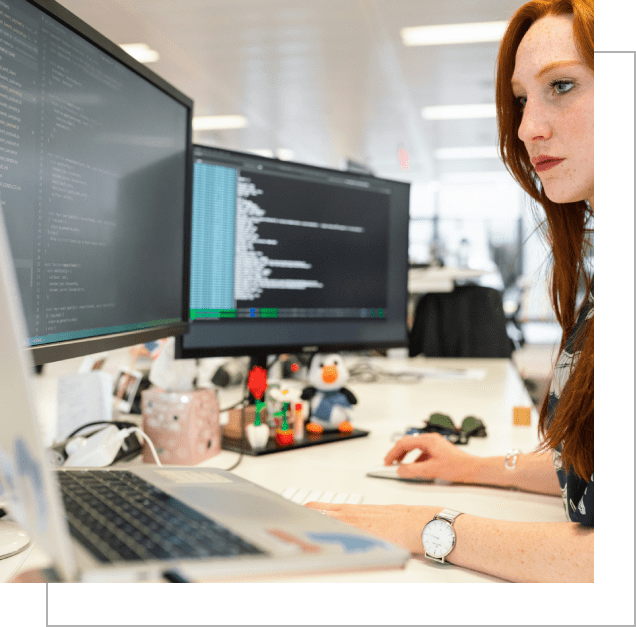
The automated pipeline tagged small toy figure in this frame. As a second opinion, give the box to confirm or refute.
[247,366,268,401]
[301,353,357,433]
[274,402,294,446]
[246,366,269,449]
[264,381,302,427]
[246,399,269,449]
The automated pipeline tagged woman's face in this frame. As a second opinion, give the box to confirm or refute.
[512,14,594,208]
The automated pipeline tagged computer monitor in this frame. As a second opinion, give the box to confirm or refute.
[0,0,193,365]
[176,145,410,366]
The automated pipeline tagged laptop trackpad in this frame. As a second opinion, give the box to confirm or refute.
[173,484,304,522]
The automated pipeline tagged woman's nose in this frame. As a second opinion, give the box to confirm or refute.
[518,99,553,143]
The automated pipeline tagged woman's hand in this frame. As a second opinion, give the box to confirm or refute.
[10,568,49,582]
[384,432,480,483]
[304,502,441,554]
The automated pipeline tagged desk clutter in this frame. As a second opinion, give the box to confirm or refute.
[396,413,488,445]
[221,354,369,456]
[48,349,371,468]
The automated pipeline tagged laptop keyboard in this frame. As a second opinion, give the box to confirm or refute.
[280,486,363,505]
[56,469,266,563]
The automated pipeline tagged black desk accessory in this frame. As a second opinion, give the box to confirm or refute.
[222,428,369,456]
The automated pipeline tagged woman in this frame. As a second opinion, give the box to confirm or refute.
[307,0,594,583]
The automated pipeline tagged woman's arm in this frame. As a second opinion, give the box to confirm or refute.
[451,514,593,582]
[385,433,561,496]
[470,450,562,495]
[306,502,593,583]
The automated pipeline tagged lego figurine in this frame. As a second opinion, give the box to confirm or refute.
[246,399,269,449]
[301,353,357,433]
[246,366,269,449]
[274,402,294,445]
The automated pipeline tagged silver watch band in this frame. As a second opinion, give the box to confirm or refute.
[434,508,463,524]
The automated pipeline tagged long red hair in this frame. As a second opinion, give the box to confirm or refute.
[496,0,594,481]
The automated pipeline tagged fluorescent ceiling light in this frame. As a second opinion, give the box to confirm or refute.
[119,43,160,63]
[276,148,295,161]
[401,21,507,46]
[192,115,248,131]
[435,146,499,160]
[422,104,496,120]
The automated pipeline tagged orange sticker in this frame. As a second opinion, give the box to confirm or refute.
[266,529,321,553]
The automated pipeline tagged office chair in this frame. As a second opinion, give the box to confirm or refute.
[409,284,515,358]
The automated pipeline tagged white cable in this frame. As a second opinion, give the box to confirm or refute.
[122,427,162,466]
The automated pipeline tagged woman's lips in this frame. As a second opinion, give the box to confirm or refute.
[533,157,565,172]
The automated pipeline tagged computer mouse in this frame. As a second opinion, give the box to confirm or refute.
[366,464,402,479]
[366,464,434,482]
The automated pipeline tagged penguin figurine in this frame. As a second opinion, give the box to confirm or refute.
[301,353,357,433]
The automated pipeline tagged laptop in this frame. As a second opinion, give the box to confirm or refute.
[0,214,410,583]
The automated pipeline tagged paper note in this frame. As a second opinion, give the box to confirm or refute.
[56,371,113,442]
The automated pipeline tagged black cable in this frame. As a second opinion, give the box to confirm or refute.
[223,388,251,472]
[65,420,137,439]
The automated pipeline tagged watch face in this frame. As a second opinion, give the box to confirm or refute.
[422,519,455,558]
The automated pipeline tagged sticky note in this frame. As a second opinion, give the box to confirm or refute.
[513,406,532,426]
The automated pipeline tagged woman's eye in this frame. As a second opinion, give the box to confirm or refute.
[517,96,527,110]
[551,80,574,94]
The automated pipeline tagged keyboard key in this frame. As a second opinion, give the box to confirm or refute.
[281,486,299,500]
[345,493,363,504]
[318,490,336,503]
[303,489,325,504]
[281,487,363,505]
[330,492,349,504]
[289,487,311,504]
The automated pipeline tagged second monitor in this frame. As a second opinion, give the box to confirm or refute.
[177,145,411,361]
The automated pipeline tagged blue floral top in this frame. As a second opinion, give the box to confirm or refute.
[547,283,594,527]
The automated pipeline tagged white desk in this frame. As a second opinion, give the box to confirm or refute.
[18,353,564,583]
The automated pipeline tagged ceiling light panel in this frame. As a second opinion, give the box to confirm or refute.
[192,115,248,131]
[119,43,160,63]
[401,21,508,46]
[435,146,499,160]
[422,104,496,120]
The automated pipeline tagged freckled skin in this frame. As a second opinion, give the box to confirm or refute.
[512,15,594,209]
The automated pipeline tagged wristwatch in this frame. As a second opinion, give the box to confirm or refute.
[421,508,463,563]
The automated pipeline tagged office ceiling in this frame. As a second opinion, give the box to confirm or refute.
[57,0,523,184]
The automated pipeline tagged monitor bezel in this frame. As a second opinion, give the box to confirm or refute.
[18,0,194,365]
[176,145,410,360]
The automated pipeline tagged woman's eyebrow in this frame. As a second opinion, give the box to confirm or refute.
[511,59,583,89]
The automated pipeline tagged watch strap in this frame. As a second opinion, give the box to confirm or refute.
[434,508,463,524]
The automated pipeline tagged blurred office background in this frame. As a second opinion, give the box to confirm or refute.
[56,0,570,403]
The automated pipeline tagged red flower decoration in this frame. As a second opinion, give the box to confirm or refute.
[247,366,268,400]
